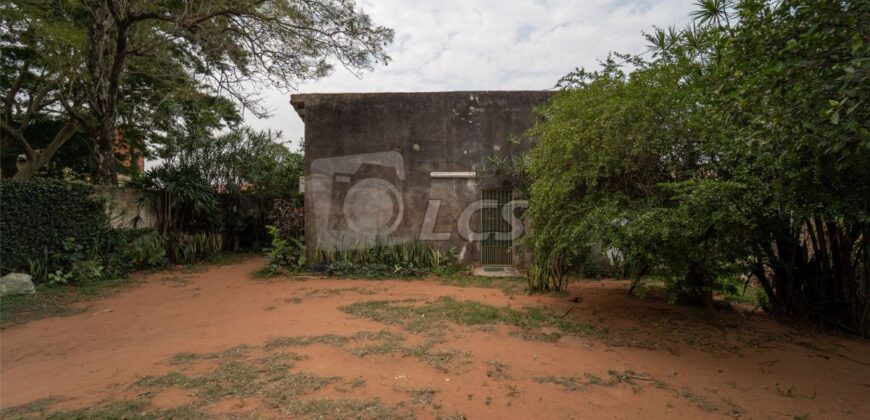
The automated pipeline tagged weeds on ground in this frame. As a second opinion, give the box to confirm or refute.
[394,386,440,406]
[436,273,526,296]
[265,330,406,350]
[679,388,719,412]
[264,329,468,372]
[486,360,511,380]
[0,277,135,328]
[336,377,367,393]
[0,252,261,329]
[535,369,655,393]
[169,344,255,365]
[265,334,354,349]
[262,372,341,405]
[1,398,207,419]
[350,336,405,356]
[339,296,608,342]
[284,398,410,419]
[535,370,722,414]
[509,330,562,342]
[436,412,468,420]
[402,342,472,372]
[125,348,397,419]
[0,397,60,418]
[534,375,585,391]
[303,287,379,298]
[722,397,745,418]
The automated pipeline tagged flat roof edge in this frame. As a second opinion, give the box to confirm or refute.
[289,90,554,119]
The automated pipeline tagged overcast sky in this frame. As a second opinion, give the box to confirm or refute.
[245,0,697,149]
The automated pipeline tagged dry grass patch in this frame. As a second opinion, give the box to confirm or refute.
[168,344,256,365]
[535,369,662,393]
[486,360,511,380]
[339,296,608,343]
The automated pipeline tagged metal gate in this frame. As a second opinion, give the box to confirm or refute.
[481,189,513,266]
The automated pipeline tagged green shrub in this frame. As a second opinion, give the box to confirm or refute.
[127,229,167,269]
[1,179,108,277]
[68,259,106,284]
[97,228,135,278]
[93,228,167,278]
[264,225,306,274]
[308,242,457,278]
[35,237,108,286]
[263,225,457,278]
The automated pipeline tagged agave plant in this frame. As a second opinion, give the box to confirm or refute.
[167,232,223,264]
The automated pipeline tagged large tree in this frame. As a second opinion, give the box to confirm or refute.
[2,0,393,183]
[0,4,85,179]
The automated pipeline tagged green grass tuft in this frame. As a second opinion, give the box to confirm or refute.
[0,278,135,328]
[339,296,608,342]
[282,398,411,419]
[168,344,255,365]
[0,396,60,418]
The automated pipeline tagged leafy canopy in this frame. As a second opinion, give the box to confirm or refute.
[526,0,869,333]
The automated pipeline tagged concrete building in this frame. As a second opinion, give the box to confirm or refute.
[291,91,552,269]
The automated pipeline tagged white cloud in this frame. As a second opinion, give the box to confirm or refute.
[244,0,697,148]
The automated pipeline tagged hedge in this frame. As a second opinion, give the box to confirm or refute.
[1,178,109,274]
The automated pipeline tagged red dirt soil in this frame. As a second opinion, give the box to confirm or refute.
[2,256,869,419]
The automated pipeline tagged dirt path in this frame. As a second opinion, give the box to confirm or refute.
[2,257,868,419]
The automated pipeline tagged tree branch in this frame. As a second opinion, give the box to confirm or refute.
[12,118,79,180]
[0,119,35,160]
[3,61,31,122]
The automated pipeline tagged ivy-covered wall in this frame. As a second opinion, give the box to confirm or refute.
[0,179,109,274]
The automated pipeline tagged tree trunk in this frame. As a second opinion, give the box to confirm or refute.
[702,271,715,316]
[690,263,715,316]
[0,137,19,178]
[96,116,117,185]
[86,0,128,185]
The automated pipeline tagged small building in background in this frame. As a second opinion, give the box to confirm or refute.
[291,91,552,269]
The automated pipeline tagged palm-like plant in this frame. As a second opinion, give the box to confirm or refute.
[690,0,733,27]
[129,163,217,234]
[644,25,683,58]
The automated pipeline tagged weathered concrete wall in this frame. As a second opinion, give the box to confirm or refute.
[293,91,552,267]
[95,187,159,229]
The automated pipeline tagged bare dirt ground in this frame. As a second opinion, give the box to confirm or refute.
[2,256,869,419]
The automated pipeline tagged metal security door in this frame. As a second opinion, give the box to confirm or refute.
[481,189,512,266]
